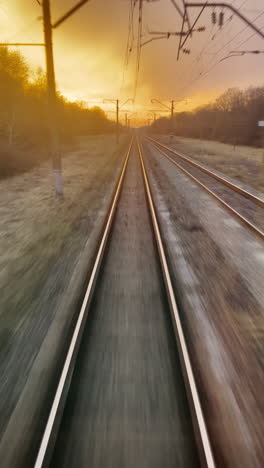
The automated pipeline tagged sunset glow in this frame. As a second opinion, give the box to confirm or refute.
[1,0,264,123]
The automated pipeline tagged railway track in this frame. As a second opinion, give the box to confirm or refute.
[146,136,264,240]
[33,138,215,468]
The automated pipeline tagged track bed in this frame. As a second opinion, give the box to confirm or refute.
[49,145,200,467]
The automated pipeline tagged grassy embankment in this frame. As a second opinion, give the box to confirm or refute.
[0,135,129,348]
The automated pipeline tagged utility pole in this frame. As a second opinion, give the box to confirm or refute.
[0,1,90,197]
[151,98,187,135]
[43,0,62,196]
[170,100,175,133]
[103,99,120,144]
[42,0,91,196]
[0,0,91,197]
[103,98,134,144]
[116,99,119,144]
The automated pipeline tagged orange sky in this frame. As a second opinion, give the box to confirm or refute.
[1,0,264,124]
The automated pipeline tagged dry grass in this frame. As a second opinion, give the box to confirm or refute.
[0,134,131,462]
[157,135,264,192]
[0,135,128,329]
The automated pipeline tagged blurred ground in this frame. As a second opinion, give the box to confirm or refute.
[144,140,264,467]
[156,135,264,192]
[0,134,129,467]
[51,146,199,468]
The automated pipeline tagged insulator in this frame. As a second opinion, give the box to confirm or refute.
[212,11,217,25]
[219,11,224,27]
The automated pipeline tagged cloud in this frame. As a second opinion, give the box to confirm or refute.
[2,0,264,120]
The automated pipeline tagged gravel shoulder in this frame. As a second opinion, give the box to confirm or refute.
[154,134,264,193]
[0,134,129,467]
[144,140,264,468]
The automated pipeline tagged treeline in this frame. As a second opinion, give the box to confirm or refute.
[151,87,264,147]
[0,47,115,177]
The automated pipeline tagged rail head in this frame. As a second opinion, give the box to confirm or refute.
[137,138,216,468]
[34,137,133,468]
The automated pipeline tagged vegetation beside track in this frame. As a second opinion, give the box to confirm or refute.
[151,87,264,148]
[0,135,129,442]
[0,47,119,178]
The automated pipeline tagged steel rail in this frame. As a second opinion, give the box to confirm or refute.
[147,138,264,240]
[34,138,133,468]
[137,138,216,468]
[147,136,264,207]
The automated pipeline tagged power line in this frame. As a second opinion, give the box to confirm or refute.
[177,2,207,59]
[178,0,249,86]
[133,0,143,100]
[209,0,248,41]
[211,9,264,57]
[233,22,264,50]
[185,2,264,39]
[174,0,264,71]
[181,6,264,90]
[0,0,91,198]
[120,0,135,94]
[178,19,264,96]
[187,0,248,68]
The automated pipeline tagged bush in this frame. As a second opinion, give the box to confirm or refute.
[151,86,264,147]
[0,48,115,177]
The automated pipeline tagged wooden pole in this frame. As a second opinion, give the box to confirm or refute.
[43,0,63,197]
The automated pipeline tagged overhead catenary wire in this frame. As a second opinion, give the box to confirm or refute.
[210,0,248,41]
[208,8,264,58]
[177,6,264,95]
[183,0,250,68]
[133,0,143,101]
[122,0,263,109]
[175,0,249,88]
[198,11,264,75]
[120,0,135,95]
[172,1,264,93]
[177,2,208,60]
[187,0,248,69]
[178,24,264,95]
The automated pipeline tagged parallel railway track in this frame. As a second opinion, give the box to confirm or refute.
[146,136,264,240]
[33,137,215,468]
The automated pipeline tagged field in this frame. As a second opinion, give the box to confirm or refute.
[0,135,127,328]
[0,134,129,463]
[156,135,264,192]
